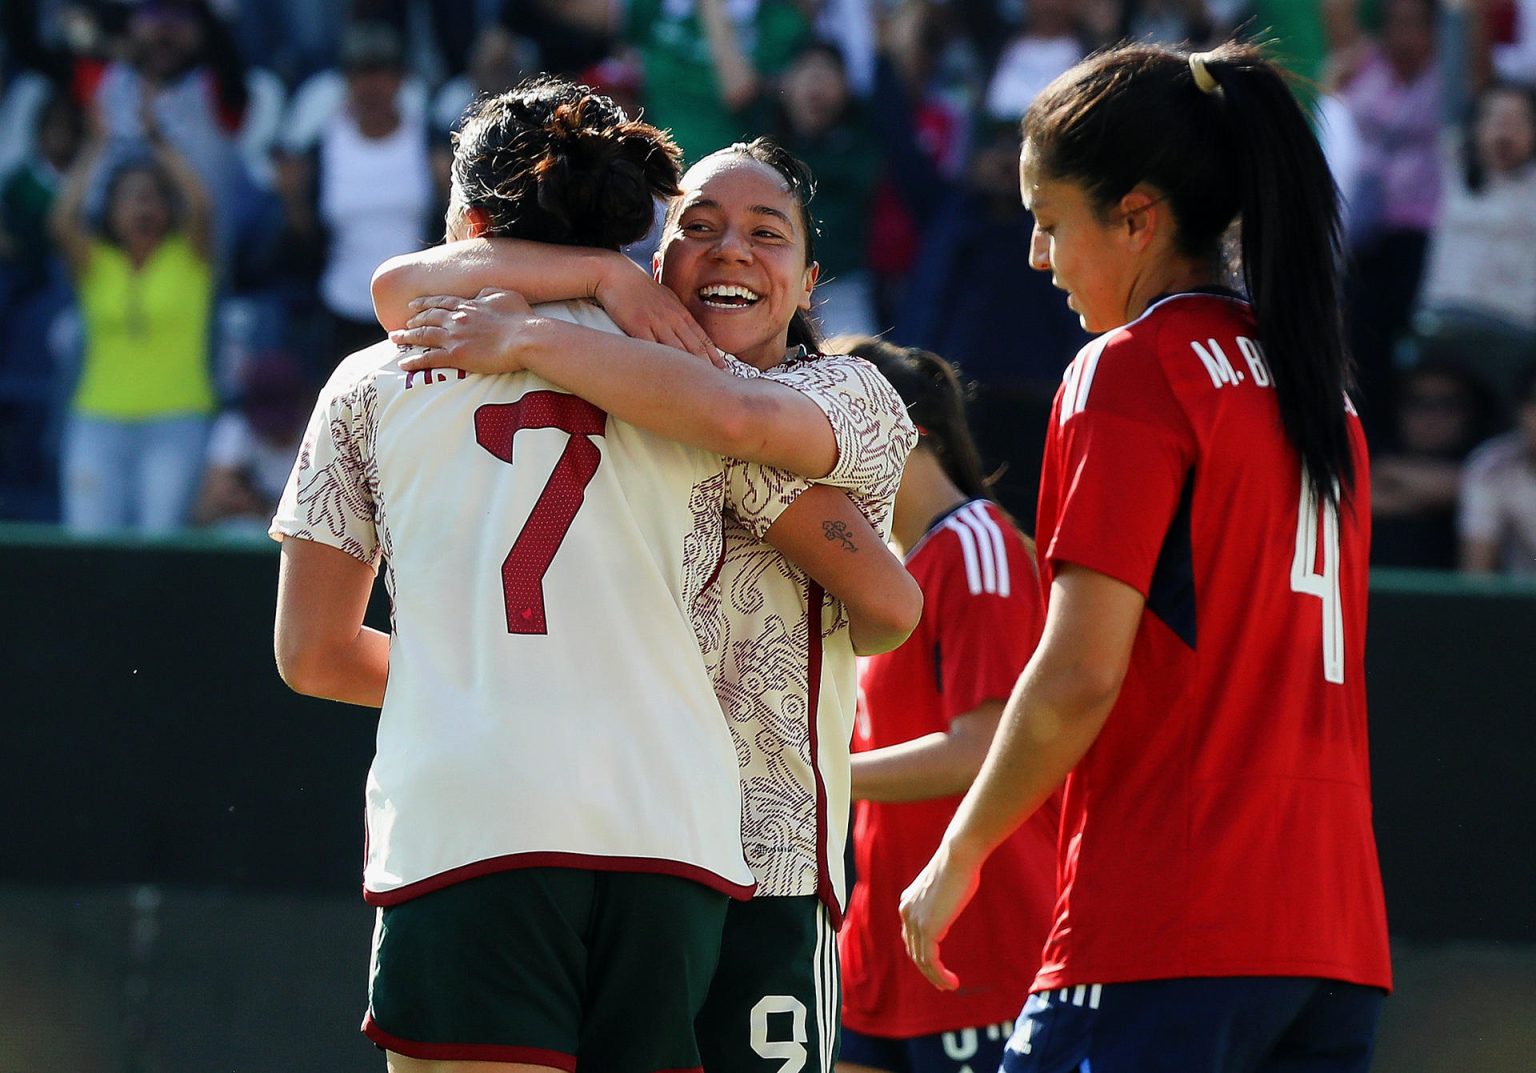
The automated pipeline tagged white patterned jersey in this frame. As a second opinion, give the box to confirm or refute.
[708,352,917,920]
[271,300,754,905]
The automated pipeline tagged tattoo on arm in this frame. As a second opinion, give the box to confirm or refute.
[822,519,857,552]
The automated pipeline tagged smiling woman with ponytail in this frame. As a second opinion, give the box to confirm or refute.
[898,41,1392,1073]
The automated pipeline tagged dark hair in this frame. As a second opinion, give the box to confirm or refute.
[1394,358,1499,457]
[100,157,181,247]
[451,75,682,250]
[1023,41,1356,503]
[1462,82,1536,193]
[669,136,824,354]
[832,336,991,500]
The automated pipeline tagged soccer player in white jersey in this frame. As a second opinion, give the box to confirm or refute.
[274,82,918,1073]
[381,138,919,1073]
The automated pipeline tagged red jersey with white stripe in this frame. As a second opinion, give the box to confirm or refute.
[1033,292,1391,991]
[842,500,1058,1037]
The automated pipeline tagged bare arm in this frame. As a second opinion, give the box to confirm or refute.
[48,137,106,276]
[761,484,922,655]
[898,564,1143,989]
[392,289,841,477]
[275,537,389,707]
[698,0,763,112]
[150,136,212,261]
[1460,536,1501,573]
[372,237,716,360]
[851,701,1002,802]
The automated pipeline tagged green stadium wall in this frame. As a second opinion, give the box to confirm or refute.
[2,528,1532,941]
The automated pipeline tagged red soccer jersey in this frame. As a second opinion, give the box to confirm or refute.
[841,500,1059,1037]
[1032,292,1391,992]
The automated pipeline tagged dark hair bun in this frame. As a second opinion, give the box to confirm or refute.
[453,76,682,250]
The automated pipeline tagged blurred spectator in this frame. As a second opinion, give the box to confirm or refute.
[1337,0,1443,432]
[1120,0,1218,45]
[1412,8,1536,402]
[431,23,533,136]
[236,62,288,190]
[1373,360,1499,568]
[193,351,310,535]
[1489,0,1536,83]
[0,0,123,176]
[353,0,501,79]
[280,21,429,156]
[982,0,1087,123]
[1460,362,1536,573]
[626,0,811,165]
[810,0,877,96]
[277,21,438,368]
[1,92,85,292]
[499,0,619,78]
[90,0,249,258]
[49,130,216,535]
[0,90,85,521]
[228,0,345,87]
[763,40,882,337]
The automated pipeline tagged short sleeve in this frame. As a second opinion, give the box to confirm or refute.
[1043,334,1196,597]
[269,372,381,567]
[725,458,814,541]
[767,355,917,508]
[929,526,1044,723]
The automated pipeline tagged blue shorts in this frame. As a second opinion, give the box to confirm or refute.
[1001,977,1384,1073]
[841,1019,1017,1073]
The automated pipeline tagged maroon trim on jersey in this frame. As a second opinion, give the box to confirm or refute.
[363,1016,577,1070]
[363,852,757,906]
[806,580,842,927]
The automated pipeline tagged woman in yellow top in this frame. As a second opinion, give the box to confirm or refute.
[50,123,216,534]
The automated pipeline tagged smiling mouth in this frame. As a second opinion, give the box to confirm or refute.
[698,284,762,309]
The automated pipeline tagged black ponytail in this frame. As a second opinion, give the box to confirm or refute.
[1024,42,1356,503]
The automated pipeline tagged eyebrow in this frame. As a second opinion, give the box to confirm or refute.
[683,198,794,226]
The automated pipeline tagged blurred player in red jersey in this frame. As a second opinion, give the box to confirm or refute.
[830,339,1059,1073]
[899,41,1392,1073]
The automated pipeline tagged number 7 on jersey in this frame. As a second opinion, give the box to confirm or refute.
[475,392,607,635]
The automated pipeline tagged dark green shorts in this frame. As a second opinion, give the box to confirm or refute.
[695,894,840,1073]
[365,867,728,1073]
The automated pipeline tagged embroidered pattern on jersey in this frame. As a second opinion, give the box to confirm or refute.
[287,374,382,566]
[714,353,916,897]
[684,471,729,663]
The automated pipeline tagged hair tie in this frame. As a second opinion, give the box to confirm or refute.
[1189,52,1220,95]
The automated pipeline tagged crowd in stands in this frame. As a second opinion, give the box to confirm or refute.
[0,0,1533,575]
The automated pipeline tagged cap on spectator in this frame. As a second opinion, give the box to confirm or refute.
[340,21,406,72]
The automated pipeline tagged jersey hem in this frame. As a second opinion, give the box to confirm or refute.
[363,1015,578,1070]
[1032,960,1393,994]
[364,851,757,906]
[840,1002,1031,1040]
